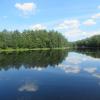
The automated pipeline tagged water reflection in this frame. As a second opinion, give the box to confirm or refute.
[76,49,100,58]
[57,65,80,74]
[0,50,68,71]
[84,67,97,73]
[18,81,38,92]
[0,50,100,100]
[93,73,100,78]
[56,51,100,75]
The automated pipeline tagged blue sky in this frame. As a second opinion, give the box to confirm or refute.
[0,0,100,41]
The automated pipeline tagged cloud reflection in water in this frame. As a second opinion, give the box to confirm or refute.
[18,82,38,92]
[58,64,80,74]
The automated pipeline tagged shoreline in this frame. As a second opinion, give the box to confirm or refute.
[0,48,68,53]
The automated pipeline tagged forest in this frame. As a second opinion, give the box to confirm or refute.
[75,35,100,48]
[0,29,100,51]
[0,29,68,50]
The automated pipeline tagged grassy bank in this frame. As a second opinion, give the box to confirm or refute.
[0,47,68,53]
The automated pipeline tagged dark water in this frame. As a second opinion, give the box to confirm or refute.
[0,49,100,100]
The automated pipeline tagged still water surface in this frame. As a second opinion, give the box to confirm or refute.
[0,50,100,100]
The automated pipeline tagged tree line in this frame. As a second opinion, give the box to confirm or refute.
[0,29,68,49]
[75,35,100,48]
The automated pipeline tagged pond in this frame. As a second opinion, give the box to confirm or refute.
[0,49,100,100]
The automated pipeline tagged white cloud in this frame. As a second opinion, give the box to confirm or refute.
[15,2,37,16]
[65,30,100,41]
[83,19,96,26]
[91,5,100,19]
[91,13,100,19]
[86,31,100,38]
[56,19,80,30]
[53,5,100,41]
[29,24,46,30]
[54,19,83,41]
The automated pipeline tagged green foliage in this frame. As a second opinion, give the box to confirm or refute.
[0,30,68,49]
[75,35,100,48]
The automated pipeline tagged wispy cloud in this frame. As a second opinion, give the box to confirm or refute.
[91,13,100,19]
[29,24,47,30]
[54,19,82,41]
[83,19,96,26]
[56,19,80,30]
[51,5,100,41]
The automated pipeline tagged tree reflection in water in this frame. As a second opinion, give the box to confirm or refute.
[0,50,68,71]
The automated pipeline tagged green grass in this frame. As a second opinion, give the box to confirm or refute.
[0,47,67,53]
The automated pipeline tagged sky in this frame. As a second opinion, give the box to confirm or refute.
[0,0,100,41]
